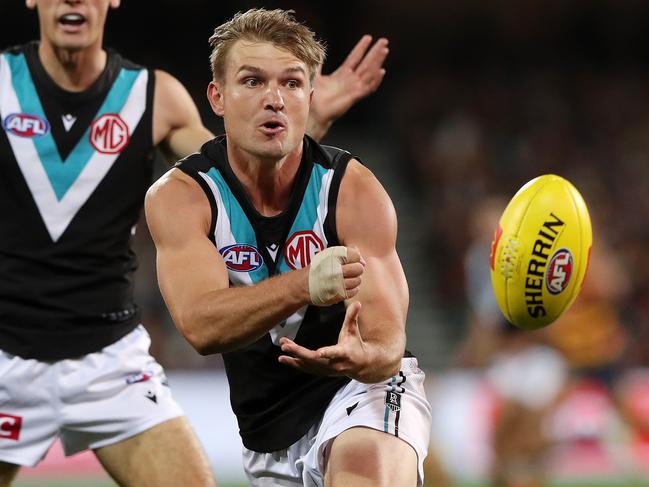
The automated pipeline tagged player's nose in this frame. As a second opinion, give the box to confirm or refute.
[263,83,285,112]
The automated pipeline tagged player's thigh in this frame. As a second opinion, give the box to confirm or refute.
[324,427,418,487]
[0,462,20,487]
[94,416,215,487]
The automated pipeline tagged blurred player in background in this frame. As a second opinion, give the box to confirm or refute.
[146,8,431,486]
[0,0,389,485]
[454,196,568,487]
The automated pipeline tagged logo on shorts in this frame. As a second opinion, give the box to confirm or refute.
[0,413,22,441]
[90,113,130,154]
[3,113,49,138]
[126,371,154,385]
[284,230,324,270]
[220,244,263,272]
[385,392,402,412]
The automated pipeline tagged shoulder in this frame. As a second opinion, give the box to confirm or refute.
[340,159,392,209]
[337,159,397,245]
[153,69,191,101]
[146,169,212,240]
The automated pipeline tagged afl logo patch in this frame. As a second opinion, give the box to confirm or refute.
[220,244,263,272]
[3,113,49,137]
[546,248,573,295]
[90,113,130,154]
[284,230,324,270]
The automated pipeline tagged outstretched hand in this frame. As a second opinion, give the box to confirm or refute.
[278,301,369,379]
[307,36,389,141]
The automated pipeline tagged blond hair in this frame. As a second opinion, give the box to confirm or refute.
[209,9,326,83]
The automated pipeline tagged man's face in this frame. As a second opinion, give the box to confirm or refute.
[27,0,118,52]
[208,40,313,161]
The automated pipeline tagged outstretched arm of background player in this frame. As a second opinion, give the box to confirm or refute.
[145,169,364,355]
[153,70,214,160]
[279,160,408,383]
[307,35,389,141]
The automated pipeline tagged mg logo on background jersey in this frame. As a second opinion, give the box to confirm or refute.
[546,248,573,295]
[220,244,263,272]
[0,413,22,441]
[90,113,130,154]
[2,113,49,137]
[284,230,324,270]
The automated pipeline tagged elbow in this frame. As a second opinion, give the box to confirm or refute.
[176,313,224,356]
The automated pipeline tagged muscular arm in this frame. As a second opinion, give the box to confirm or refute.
[279,160,408,383]
[145,170,309,354]
[145,170,363,355]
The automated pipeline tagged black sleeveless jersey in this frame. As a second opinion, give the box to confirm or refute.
[178,135,353,452]
[0,42,155,360]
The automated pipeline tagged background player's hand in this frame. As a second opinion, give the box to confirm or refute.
[278,302,370,380]
[307,36,389,140]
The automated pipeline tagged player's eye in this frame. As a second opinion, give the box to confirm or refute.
[286,80,300,89]
[244,78,260,88]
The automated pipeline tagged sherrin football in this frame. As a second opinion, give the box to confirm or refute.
[490,174,592,329]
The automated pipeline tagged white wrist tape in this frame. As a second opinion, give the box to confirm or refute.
[308,246,348,306]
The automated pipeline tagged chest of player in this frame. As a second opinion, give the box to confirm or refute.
[0,51,153,243]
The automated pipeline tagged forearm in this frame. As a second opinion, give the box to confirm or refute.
[178,269,310,354]
[305,114,332,143]
[354,323,406,383]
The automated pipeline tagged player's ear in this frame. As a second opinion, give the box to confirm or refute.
[207,81,225,117]
[109,0,121,9]
[25,0,36,10]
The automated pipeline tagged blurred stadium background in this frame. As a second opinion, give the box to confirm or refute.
[2,0,649,485]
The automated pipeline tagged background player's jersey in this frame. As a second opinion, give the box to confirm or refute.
[178,135,353,452]
[0,42,155,360]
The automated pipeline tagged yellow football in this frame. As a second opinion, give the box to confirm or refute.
[490,174,592,329]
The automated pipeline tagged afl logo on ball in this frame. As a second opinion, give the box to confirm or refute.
[90,113,130,154]
[220,244,263,272]
[546,248,573,295]
[284,230,324,270]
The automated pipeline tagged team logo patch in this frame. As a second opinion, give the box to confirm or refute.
[546,248,573,295]
[220,244,263,272]
[284,230,324,270]
[90,113,130,154]
[0,413,22,441]
[125,371,154,385]
[385,391,402,412]
[2,113,49,138]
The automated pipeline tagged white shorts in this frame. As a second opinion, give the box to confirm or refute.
[486,344,568,410]
[0,325,184,466]
[243,357,432,486]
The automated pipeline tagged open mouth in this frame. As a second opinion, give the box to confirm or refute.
[263,121,284,130]
[59,13,86,27]
[260,120,286,135]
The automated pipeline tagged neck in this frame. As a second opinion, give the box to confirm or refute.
[38,41,107,92]
[228,142,304,217]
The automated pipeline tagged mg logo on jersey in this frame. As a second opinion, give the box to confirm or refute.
[284,230,324,270]
[0,413,22,441]
[90,113,130,154]
[546,248,573,295]
[2,113,49,138]
[220,244,263,272]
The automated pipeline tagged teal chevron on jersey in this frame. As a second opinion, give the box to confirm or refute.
[6,52,140,200]
[205,167,268,284]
